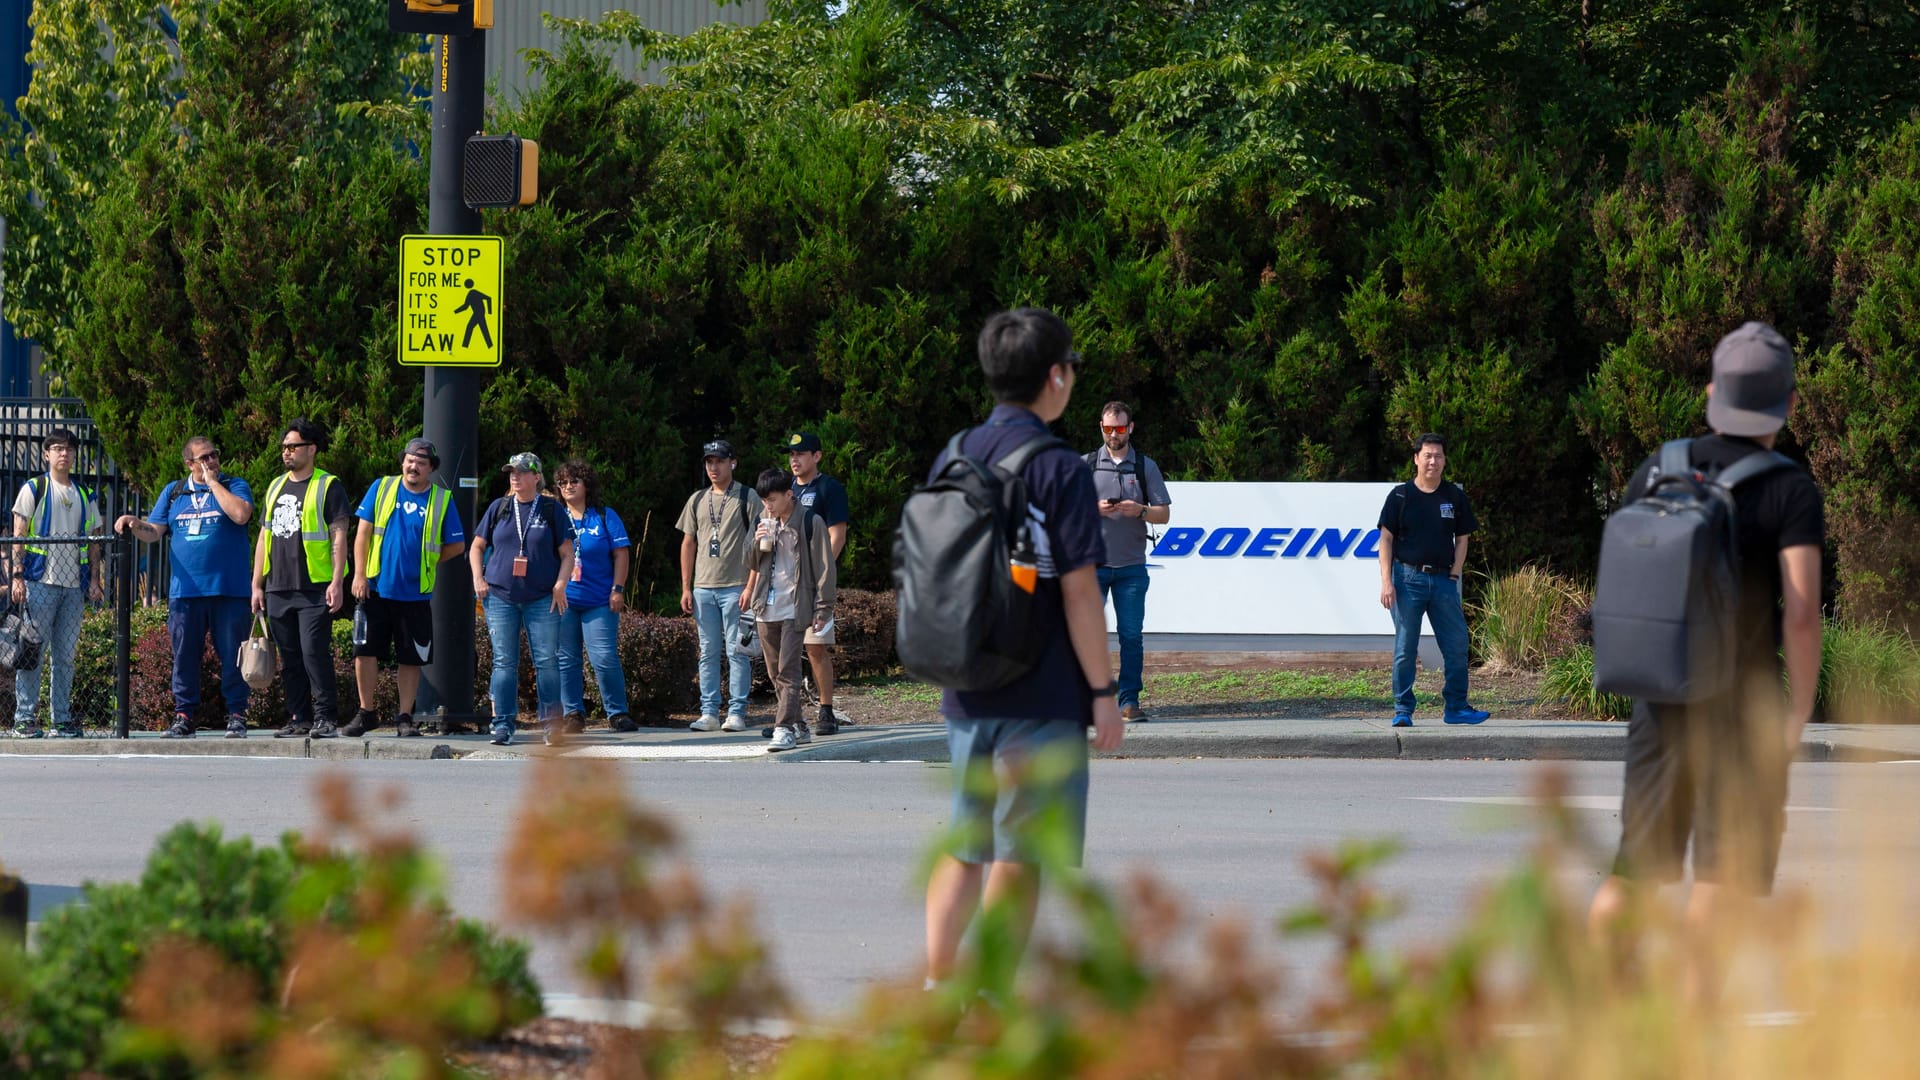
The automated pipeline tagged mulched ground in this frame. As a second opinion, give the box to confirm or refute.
[452,1018,788,1078]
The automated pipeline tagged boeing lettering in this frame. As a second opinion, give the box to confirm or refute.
[1152,526,1382,560]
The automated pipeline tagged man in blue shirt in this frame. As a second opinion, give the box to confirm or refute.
[923,308,1124,995]
[347,438,466,739]
[786,431,851,734]
[114,436,255,738]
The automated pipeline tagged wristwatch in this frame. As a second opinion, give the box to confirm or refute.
[1089,681,1119,699]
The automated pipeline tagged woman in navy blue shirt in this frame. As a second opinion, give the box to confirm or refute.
[553,459,633,732]
[469,452,574,745]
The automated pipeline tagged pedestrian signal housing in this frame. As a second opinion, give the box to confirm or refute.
[462,135,539,210]
[388,0,493,35]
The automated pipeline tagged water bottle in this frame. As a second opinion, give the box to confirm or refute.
[352,604,368,648]
[1009,525,1038,595]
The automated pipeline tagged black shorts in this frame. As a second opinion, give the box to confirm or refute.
[1611,691,1791,896]
[355,595,434,666]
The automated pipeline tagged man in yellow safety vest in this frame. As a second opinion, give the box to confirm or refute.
[253,419,351,740]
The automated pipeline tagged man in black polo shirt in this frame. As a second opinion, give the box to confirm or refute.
[1376,433,1489,727]
[1587,322,1824,1003]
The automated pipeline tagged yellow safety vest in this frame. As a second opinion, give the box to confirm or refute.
[21,474,101,584]
[367,476,451,595]
[260,469,337,585]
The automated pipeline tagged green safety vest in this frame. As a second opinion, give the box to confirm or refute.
[261,469,338,585]
[22,473,101,584]
[367,476,451,595]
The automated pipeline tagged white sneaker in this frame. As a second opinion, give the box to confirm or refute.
[690,714,720,732]
[721,715,748,732]
[767,726,797,752]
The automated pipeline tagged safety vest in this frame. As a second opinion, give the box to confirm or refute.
[21,473,100,585]
[367,476,451,595]
[261,469,337,585]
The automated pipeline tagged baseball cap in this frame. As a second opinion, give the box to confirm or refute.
[786,432,822,453]
[501,451,542,474]
[1707,322,1795,437]
[701,439,736,460]
[403,438,439,467]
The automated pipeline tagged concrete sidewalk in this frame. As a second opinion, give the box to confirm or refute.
[4,714,1917,763]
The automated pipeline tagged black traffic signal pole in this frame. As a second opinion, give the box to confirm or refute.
[420,29,485,729]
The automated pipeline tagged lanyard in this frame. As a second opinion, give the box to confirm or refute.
[707,486,727,531]
[513,496,536,554]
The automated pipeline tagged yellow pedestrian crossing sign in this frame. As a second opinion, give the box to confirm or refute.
[398,235,503,366]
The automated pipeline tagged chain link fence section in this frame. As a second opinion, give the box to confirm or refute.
[0,533,135,737]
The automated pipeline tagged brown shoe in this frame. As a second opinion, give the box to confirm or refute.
[1120,705,1147,723]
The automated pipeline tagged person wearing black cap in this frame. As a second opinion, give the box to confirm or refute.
[1588,321,1824,1003]
[676,439,763,731]
[346,438,467,739]
[786,431,850,734]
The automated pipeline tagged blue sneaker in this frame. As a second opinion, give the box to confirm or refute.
[490,722,513,746]
[1443,708,1490,725]
[1391,713,1412,728]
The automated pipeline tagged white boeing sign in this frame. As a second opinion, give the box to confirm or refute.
[1121,482,1411,636]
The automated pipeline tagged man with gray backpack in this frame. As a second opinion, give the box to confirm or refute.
[1587,321,1824,1003]
[896,307,1123,993]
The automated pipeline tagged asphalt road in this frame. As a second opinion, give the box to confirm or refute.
[5,756,1916,1014]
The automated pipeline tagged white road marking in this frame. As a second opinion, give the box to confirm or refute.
[1410,795,1840,813]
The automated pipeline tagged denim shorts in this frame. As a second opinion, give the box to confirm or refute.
[945,717,1090,867]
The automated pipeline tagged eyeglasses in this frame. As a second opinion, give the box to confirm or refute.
[1100,424,1129,435]
[280,442,314,451]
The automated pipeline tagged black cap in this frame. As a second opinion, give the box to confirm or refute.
[403,438,439,468]
[786,432,822,453]
[1707,322,1795,437]
[701,439,735,461]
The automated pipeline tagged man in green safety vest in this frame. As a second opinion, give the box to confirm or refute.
[253,419,352,740]
[10,428,103,738]
[349,438,466,738]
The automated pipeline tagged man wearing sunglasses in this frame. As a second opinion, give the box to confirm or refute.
[115,435,255,738]
[253,418,352,740]
[1086,401,1171,722]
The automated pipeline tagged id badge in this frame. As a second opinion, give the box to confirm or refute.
[707,531,721,559]
[571,559,583,582]
[511,555,529,578]
[188,518,202,536]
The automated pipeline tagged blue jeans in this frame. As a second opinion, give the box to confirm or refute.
[169,596,251,716]
[1389,562,1470,715]
[1096,564,1150,708]
[15,581,85,727]
[484,594,562,727]
[558,603,629,718]
[692,586,751,718]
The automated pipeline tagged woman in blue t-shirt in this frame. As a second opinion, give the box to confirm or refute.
[553,459,633,732]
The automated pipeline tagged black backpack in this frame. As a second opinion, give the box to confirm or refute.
[1591,438,1795,704]
[893,428,1064,692]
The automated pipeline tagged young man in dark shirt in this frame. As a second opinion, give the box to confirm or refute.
[1376,433,1489,727]
[923,307,1124,993]
[787,431,851,734]
[252,419,352,740]
[1587,321,1824,1004]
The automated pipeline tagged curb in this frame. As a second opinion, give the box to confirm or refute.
[0,736,461,760]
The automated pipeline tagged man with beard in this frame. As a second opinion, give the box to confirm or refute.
[1085,402,1171,722]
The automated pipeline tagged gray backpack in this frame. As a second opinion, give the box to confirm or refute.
[1591,439,1795,705]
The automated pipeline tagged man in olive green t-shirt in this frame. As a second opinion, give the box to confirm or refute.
[677,439,764,731]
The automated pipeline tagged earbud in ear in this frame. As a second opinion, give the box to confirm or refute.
[1052,376,1065,389]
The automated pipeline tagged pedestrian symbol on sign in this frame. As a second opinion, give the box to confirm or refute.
[456,279,493,349]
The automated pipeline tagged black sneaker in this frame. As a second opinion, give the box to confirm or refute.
[274,720,311,739]
[813,705,840,736]
[609,714,637,733]
[165,714,194,739]
[224,716,247,739]
[341,709,379,738]
[395,713,419,738]
[17,723,43,739]
[52,724,82,739]
[310,720,338,739]
[562,711,587,734]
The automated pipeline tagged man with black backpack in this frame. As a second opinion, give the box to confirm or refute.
[10,428,103,738]
[1087,401,1171,722]
[677,440,763,732]
[1587,321,1824,1003]
[904,307,1123,993]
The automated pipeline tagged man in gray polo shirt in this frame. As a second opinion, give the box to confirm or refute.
[1086,401,1171,721]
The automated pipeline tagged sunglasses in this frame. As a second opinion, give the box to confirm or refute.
[188,451,220,464]
[1100,424,1129,435]
[557,477,583,486]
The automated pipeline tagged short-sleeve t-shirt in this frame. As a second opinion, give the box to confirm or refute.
[263,473,353,594]
[354,480,467,603]
[563,505,630,608]
[932,405,1106,725]
[1624,434,1825,669]
[149,475,255,599]
[792,473,849,531]
[476,495,576,603]
[1378,480,1477,569]
[13,476,101,588]
[1087,447,1171,567]
[675,483,763,589]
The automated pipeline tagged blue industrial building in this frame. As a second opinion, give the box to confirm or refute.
[1,0,34,397]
